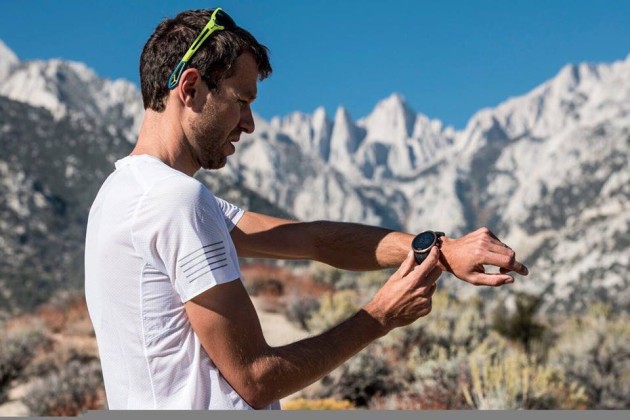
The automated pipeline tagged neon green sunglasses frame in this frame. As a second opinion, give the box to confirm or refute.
[167,8,227,89]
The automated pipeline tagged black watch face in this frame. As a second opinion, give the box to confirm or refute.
[412,231,435,252]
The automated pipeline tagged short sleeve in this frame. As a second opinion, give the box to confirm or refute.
[214,196,244,231]
[131,175,242,302]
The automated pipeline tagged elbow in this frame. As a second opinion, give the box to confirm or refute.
[238,382,278,410]
[232,365,280,409]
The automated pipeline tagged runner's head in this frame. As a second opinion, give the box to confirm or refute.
[140,8,272,112]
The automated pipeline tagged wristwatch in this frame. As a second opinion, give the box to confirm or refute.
[412,230,445,264]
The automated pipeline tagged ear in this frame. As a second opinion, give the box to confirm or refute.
[177,68,205,110]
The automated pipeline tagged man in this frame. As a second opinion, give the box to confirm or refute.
[85,8,528,410]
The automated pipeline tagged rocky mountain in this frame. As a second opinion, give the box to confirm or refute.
[0,38,628,314]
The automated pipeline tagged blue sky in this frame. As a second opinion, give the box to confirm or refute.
[1,0,628,129]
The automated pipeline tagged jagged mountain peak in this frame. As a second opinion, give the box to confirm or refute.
[0,40,19,81]
[375,92,413,112]
[0,39,18,65]
[333,105,353,123]
[311,106,329,128]
[361,92,417,142]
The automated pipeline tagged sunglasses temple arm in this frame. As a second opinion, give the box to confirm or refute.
[168,60,187,89]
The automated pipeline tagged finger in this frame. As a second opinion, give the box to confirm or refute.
[495,253,528,275]
[407,247,439,286]
[478,248,529,276]
[421,266,442,288]
[417,302,433,317]
[414,246,439,272]
[476,232,529,275]
[395,250,418,278]
[485,241,516,256]
[427,278,439,297]
[469,272,514,287]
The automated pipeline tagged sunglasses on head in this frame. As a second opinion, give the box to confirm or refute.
[167,7,236,89]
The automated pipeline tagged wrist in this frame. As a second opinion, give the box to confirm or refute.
[437,236,453,272]
[361,301,391,338]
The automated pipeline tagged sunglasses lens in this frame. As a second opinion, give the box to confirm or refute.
[216,9,236,28]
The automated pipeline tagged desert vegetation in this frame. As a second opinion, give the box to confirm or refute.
[0,263,628,414]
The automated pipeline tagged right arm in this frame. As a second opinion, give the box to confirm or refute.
[185,248,441,409]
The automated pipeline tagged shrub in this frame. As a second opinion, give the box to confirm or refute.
[462,334,588,409]
[394,350,470,409]
[306,290,360,333]
[320,350,400,407]
[0,326,50,404]
[285,294,320,331]
[310,262,344,290]
[492,292,549,354]
[550,307,630,409]
[23,360,105,416]
[378,291,489,360]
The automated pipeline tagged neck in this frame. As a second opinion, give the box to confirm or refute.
[131,108,200,177]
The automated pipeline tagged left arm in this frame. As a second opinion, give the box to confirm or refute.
[230,211,410,270]
[231,211,529,285]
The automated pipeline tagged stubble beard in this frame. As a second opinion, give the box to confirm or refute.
[189,110,228,171]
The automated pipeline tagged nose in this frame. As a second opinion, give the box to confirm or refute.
[240,105,255,134]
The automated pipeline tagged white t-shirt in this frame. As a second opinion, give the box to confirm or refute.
[85,154,279,410]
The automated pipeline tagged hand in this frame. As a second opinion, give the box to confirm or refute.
[364,247,442,333]
[439,227,529,286]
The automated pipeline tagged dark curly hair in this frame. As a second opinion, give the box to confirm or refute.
[140,8,272,111]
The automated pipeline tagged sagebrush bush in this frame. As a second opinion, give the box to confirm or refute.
[379,291,489,359]
[382,352,469,409]
[321,350,400,407]
[306,290,360,333]
[492,292,550,355]
[285,294,320,331]
[462,333,588,409]
[0,326,50,404]
[23,360,105,416]
[550,306,630,409]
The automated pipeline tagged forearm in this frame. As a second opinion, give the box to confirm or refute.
[232,212,414,270]
[308,221,413,270]
[244,308,386,408]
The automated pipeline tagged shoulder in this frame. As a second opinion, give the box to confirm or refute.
[146,173,215,207]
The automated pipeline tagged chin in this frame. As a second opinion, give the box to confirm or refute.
[202,158,227,170]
